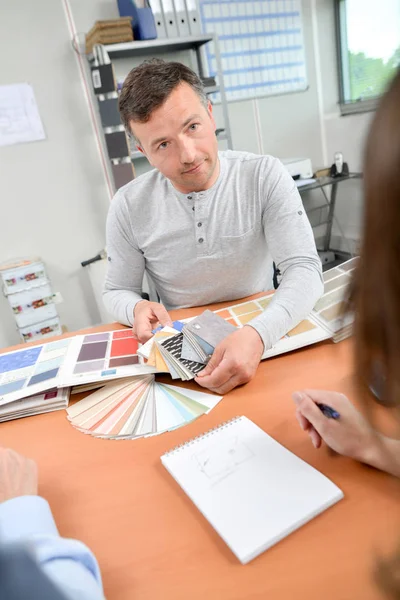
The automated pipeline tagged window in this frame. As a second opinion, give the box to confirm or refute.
[335,0,400,114]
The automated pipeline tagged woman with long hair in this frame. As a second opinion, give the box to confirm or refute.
[293,69,400,598]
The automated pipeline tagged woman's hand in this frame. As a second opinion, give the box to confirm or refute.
[292,390,400,476]
[293,390,378,460]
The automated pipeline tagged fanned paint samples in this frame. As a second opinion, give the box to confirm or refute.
[67,375,223,440]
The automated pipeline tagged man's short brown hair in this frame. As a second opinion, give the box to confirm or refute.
[118,58,208,138]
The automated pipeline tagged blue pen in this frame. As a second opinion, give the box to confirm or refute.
[317,403,340,419]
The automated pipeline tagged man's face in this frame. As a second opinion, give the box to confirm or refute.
[131,83,219,194]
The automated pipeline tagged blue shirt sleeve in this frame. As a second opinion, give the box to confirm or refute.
[0,496,104,600]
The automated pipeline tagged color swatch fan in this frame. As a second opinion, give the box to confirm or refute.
[140,311,237,381]
[67,375,223,440]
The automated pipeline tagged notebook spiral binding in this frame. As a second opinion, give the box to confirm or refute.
[163,416,242,456]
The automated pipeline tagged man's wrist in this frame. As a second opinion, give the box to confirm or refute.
[133,299,149,318]
[243,325,265,355]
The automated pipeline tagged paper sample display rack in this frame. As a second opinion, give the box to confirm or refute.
[0,258,62,343]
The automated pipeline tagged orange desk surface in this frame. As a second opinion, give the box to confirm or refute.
[1,297,399,600]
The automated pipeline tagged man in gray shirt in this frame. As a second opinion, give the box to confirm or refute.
[104,59,323,394]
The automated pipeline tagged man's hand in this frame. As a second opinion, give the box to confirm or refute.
[132,300,173,343]
[0,448,38,503]
[195,326,264,394]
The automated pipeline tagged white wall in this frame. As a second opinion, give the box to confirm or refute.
[0,0,112,348]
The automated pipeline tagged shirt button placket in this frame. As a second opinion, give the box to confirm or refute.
[195,193,207,252]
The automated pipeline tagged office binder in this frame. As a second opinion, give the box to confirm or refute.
[160,0,179,37]
[98,95,122,128]
[105,130,131,159]
[174,0,190,36]
[185,0,201,34]
[117,0,157,40]
[150,0,167,38]
[111,160,136,189]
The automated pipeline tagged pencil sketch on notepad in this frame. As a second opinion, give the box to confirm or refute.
[192,436,255,487]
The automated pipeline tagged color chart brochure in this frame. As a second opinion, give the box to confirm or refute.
[0,387,70,423]
[312,257,357,341]
[161,416,343,564]
[138,258,357,377]
[214,257,357,360]
[58,329,158,388]
[0,338,72,405]
[67,375,223,440]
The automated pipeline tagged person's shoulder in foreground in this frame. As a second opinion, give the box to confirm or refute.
[0,448,104,600]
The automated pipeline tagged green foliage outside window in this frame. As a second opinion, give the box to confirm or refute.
[348,47,400,101]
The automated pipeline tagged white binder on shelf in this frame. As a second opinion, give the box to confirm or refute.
[149,0,167,38]
[186,0,201,34]
[160,0,179,37]
[174,0,190,37]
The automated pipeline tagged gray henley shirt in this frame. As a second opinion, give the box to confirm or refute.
[103,150,323,350]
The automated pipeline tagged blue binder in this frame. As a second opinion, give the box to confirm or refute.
[118,0,157,40]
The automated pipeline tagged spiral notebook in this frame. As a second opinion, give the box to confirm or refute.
[161,416,343,564]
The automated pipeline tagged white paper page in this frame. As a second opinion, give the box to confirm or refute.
[0,83,45,146]
[162,416,343,564]
[295,178,316,187]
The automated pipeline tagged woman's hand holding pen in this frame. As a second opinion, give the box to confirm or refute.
[293,390,400,476]
[292,390,382,460]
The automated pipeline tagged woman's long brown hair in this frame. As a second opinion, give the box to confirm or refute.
[353,69,400,408]
[352,69,400,599]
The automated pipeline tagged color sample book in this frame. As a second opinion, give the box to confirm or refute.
[0,338,71,405]
[67,375,223,440]
[58,329,157,388]
[154,311,238,380]
[138,258,357,377]
[0,387,70,423]
[313,256,357,341]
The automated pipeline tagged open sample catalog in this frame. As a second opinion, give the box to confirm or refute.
[139,257,357,377]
